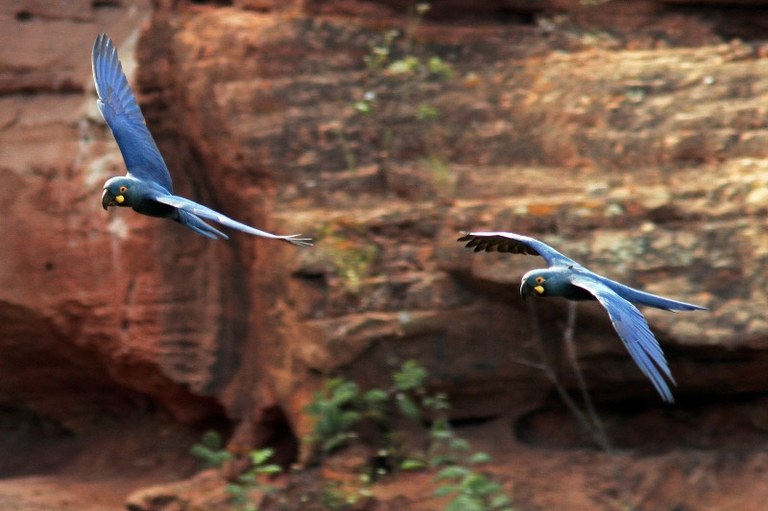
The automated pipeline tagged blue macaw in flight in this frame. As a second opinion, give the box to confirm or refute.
[459,231,708,402]
[92,33,311,246]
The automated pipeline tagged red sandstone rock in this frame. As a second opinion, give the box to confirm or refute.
[6,0,768,510]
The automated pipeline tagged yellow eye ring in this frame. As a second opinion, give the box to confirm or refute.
[535,276,545,284]
[118,185,127,193]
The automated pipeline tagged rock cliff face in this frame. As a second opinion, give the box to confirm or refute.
[4,0,768,509]
[0,0,231,430]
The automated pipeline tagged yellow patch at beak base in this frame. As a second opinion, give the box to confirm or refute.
[115,195,125,204]
[534,285,544,295]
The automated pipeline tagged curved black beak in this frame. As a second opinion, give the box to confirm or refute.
[102,189,116,210]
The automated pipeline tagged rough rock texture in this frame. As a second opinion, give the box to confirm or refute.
[5,0,768,510]
[0,0,230,429]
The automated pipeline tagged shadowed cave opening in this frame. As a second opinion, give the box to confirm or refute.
[254,405,300,469]
[0,302,233,478]
[0,404,232,479]
[667,3,768,41]
[515,392,768,452]
[305,0,539,24]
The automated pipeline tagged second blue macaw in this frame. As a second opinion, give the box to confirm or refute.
[93,33,311,246]
[458,231,708,403]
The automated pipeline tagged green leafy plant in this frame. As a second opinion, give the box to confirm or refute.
[365,0,454,81]
[362,3,436,73]
[360,4,457,184]
[305,361,515,511]
[434,466,514,511]
[430,439,513,511]
[191,432,283,511]
[398,382,514,511]
[426,56,455,79]
[320,475,375,511]
[305,377,389,456]
[395,361,515,511]
[190,430,233,469]
[364,29,399,71]
[226,448,282,511]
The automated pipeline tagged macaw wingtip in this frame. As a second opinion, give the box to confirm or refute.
[284,235,313,248]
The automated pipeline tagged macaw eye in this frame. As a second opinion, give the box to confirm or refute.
[535,276,545,284]
[119,185,128,193]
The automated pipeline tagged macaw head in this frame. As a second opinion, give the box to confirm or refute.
[520,269,552,300]
[102,176,139,209]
